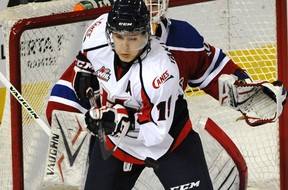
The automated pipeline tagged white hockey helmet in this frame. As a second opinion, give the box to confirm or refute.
[144,0,169,23]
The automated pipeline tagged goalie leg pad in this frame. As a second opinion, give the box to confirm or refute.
[194,116,247,190]
[43,110,91,188]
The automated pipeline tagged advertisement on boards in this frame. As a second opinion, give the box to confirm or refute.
[0,0,10,124]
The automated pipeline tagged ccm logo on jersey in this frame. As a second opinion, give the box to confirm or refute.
[170,180,200,190]
[152,70,174,89]
[96,66,111,81]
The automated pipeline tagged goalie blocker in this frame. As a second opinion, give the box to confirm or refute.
[219,74,287,126]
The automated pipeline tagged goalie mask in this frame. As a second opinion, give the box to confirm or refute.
[106,0,151,51]
[144,0,169,34]
[144,0,169,23]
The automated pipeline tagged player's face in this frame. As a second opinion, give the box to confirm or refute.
[112,32,148,62]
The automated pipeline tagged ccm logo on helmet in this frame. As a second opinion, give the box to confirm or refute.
[152,70,174,89]
[119,22,133,26]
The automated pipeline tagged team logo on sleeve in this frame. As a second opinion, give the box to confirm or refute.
[96,66,111,81]
[152,70,174,89]
[85,21,101,38]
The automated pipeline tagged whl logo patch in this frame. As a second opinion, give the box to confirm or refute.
[96,66,111,81]
[152,70,174,89]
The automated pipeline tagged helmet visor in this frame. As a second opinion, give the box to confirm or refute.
[110,31,149,51]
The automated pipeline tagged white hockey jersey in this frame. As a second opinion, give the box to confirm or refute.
[81,14,192,164]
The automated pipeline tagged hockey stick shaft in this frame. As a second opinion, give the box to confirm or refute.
[86,87,112,160]
[86,88,158,167]
[86,87,130,160]
[0,71,50,136]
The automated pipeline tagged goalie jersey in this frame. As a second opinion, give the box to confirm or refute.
[156,18,247,99]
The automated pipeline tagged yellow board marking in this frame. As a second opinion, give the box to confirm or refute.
[0,88,6,125]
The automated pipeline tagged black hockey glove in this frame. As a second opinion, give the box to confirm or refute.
[85,104,132,137]
[72,51,99,104]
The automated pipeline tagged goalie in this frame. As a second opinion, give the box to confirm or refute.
[45,0,287,189]
[143,0,287,126]
[47,0,287,127]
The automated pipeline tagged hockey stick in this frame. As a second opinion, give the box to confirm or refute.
[86,87,112,160]
[0,71,50,136]
[86,87,130,160]
[86,88,159,167]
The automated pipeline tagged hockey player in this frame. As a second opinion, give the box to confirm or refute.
[51,0,214,189]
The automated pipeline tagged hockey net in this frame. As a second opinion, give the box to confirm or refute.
[0,0,287,189]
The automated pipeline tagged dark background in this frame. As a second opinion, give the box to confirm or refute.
[8,0,52,7]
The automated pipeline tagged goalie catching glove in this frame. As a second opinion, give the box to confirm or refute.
[219,74,287,126]
[85,104,132,136]
[72,51,100,105]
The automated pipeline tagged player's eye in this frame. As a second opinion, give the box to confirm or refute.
[127,37,137,41]
[114,34,124,40]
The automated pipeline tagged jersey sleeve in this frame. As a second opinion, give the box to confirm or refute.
[46,14,109,125]
[46,61,89,125]
[81,14,108,55]
[165,19,247,100]
[187,42,245,100]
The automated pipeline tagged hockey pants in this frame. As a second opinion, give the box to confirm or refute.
[84,130,213,190]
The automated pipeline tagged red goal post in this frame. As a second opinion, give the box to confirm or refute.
[0,0,287,189]
[276,1,288,190]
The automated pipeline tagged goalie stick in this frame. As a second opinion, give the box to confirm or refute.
[86,87,130,160]
[0,71,50,136]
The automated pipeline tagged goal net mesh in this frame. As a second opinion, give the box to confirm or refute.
[0,0,280,189]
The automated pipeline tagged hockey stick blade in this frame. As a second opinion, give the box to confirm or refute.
[0,71,50,136]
